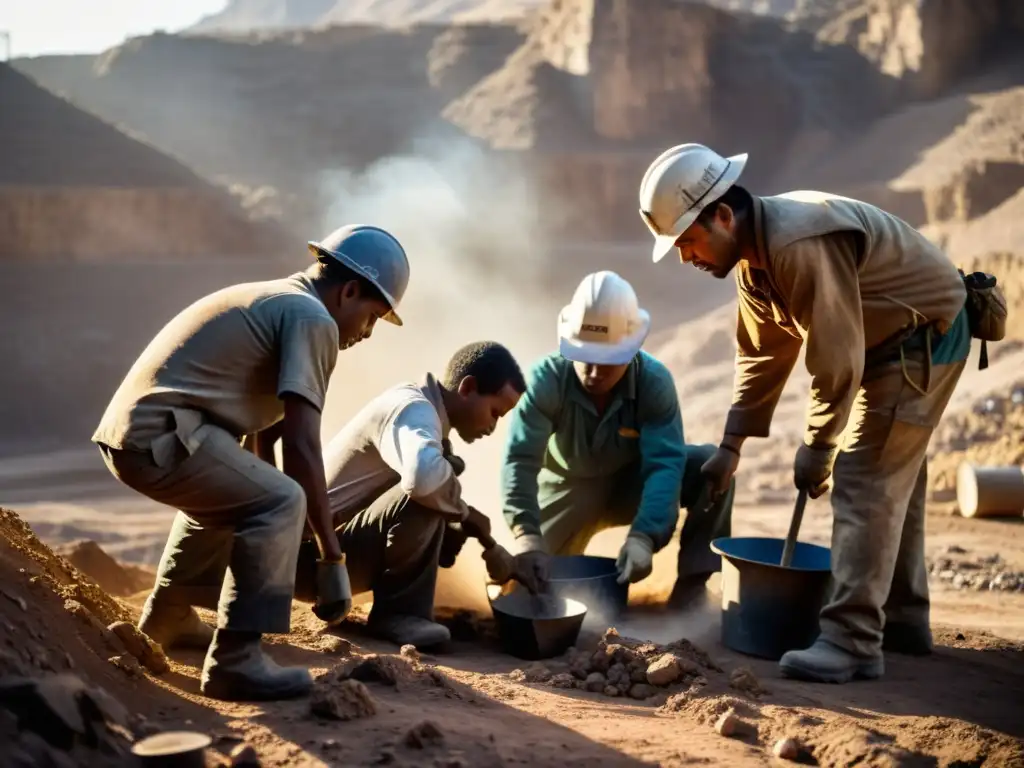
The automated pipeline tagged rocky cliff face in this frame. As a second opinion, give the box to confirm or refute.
[816,0,1024,97]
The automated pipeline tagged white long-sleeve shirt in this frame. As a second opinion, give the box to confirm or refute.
[323,373,470,523]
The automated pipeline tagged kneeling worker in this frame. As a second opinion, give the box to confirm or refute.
[500,271,734,605]
[294,341,527,647]
[92,225,410,701]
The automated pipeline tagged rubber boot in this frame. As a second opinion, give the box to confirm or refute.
[883,622,933,656]
[200,629,313,702]
[138,594,215,650]
[366,612,451,649]
[779,638,884,684]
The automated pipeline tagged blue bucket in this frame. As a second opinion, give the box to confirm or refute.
[711,537,832,660]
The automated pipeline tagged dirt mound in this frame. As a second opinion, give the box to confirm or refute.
[56,540,154,598]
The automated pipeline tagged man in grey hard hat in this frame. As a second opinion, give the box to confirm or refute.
[92,224,411,701]
[501,271,733,607]
[294,341,528,648]
[637,143,974,683]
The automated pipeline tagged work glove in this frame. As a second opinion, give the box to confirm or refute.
[793,443,838,499]
[481,543,516,585]
[513,534,551,595]
[616,534,654,585]
[438,522,469,568]
[312,559,353,627]
[701,444,742,500]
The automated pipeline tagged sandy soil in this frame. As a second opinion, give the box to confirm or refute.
[2,452,1023,767]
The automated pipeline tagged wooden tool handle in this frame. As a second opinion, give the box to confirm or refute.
[780,489,808,567]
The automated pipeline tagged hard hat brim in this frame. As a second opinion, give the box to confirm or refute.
[308,242,403,326]
[648,152,749,263]
[557,309,652,366]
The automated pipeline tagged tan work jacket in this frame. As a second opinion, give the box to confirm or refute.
[725,191,966,448]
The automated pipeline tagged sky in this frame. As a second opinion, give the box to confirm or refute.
[0,0,228,58]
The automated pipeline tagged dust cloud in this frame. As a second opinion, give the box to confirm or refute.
[311,133,573,611]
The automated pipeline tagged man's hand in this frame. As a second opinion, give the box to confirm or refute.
[461,506,492,542]
[513,534,550,595]
[793,443,837,499]
[616,534,654,585]
[482,543,516,584]
[313,558,352,626]
[701,443,741,499]
[438,522,469,568]
[280,394,342,562]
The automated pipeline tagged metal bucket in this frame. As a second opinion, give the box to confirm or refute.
[546,555,629,619]
[956,463,1024,518]
[488,585,587,661]
[131,732,212,768]
[711,537,832,661]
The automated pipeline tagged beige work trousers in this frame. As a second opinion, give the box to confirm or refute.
[820,358,966,658]
[99,422,307,635]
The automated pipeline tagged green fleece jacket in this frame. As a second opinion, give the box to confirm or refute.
[500,351,686,551]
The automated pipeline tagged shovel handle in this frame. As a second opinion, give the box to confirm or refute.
[780,489,808,567]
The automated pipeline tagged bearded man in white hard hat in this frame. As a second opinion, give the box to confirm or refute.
[500,271,734,608]
[637,143,977,683]
[92,224,410,702]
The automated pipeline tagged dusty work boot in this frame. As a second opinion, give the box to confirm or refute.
[779,639,884,684]
[138,594,215,650]
[883,622,933,656]
[200,629,313,702]
[367,612,451,649]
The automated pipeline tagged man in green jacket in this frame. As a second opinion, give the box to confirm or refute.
[500,271,734,607]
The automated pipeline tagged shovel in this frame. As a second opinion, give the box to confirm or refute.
[780,489,808,568]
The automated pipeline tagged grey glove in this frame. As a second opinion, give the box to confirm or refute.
[513,534,551,595]
[616,534,653,585]
[482,543,516,585]
[312,559,352,626]
[793,443,838,500]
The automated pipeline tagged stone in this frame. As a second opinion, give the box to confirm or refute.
[629,684,657,700]
[646,654,683,686]
[108,654,143,677]
[522,662,552,683]
[550,673,574,689]
[309,680,377,721]
[404,720,444,749]
[728,666,767,697]
[605,662,627,685]
[584,672,607,692]
[714,708,740,738]
[602,685,621,697]
[399,644,420,661]
[773,737,800,761]
[320,636,352,656]
[109,621,169,674]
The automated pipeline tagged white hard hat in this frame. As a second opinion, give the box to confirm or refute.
[638,143,748,264]
[557,271,651,366]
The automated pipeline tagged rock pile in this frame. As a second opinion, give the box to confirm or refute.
[508,628,729,701]
[928,548,1024,592]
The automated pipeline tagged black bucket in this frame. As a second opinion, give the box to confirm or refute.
[489,586,587,661]
[711,537,832,661]
[546,555,629,620]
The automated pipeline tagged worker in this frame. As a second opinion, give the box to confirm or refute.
[291,341,527,648]
[500,271,734,608]
[637,142,989,683]
[91,224,411,701]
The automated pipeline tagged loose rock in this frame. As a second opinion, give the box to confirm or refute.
[230,743,261,766]
[646,654,683,686]
[550,673,575,689]
[400,644,420,661]
[773,737,800,761]
[629,683,658,700]
[108,621,169,674]
[603,685,621,697]
[728,666,767,697]
[320,636,352,656]
[108,654,143,677]
[309,680,377,721]
[404,720,444,749]
[715,708,740,738]
[585,672,607,692]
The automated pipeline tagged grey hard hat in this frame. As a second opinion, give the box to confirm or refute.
[307,224,411,326]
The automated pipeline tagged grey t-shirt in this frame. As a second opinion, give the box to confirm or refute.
[93,272,339,460]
